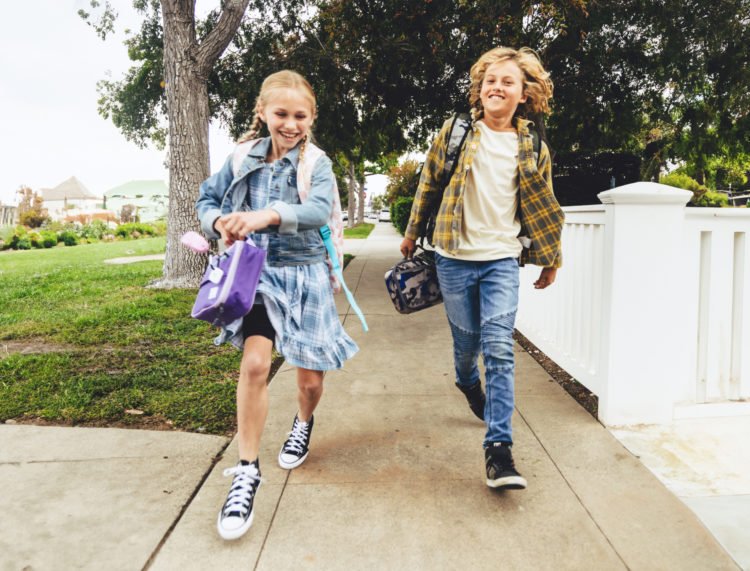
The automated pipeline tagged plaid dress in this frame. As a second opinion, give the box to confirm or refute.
[215,162,358,371]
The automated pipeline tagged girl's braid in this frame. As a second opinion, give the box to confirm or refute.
[238,111,264,143]
[298,132,309,165]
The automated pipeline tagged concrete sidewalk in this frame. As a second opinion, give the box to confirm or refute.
[0,223,741,570]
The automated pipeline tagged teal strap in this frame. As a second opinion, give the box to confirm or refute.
[319,225,368,332]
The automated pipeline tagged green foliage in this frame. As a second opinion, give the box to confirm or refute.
[0,237,252,433]
[386,160,422,206]
[391,197,414,236]
[81,219,110,241]
[115,222,159,239]
[343,223,375,239]
[659,171,728,207]
[60,231,81,247]
[19,211,50,228]
[40,231,58,249]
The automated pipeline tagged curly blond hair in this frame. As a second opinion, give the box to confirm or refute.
[468,47,553,122]
[238,70,317,162]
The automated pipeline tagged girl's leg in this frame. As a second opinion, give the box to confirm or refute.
[236,335,274,462]
[296,367,324,422]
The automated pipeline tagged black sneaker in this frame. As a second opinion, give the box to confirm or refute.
[278,414,314,470]
[217,459,262,540]
[455,381,486,420]
[485,442,527,490]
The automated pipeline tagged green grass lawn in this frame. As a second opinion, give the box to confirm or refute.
[343,222,375,239]
[0,238,242,434]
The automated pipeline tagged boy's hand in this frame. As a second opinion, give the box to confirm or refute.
[534,267,557,289]
[400,237,416,258]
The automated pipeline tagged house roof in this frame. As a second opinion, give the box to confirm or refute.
[41,176,100,201]
[104,180,168,199]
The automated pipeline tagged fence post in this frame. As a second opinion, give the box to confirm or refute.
[596,182,692,425]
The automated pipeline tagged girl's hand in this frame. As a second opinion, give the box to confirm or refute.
[216,210,281,247]
[400,237,416,259]
[534,267,557,289]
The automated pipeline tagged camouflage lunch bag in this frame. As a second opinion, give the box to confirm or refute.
[384,248,442,314]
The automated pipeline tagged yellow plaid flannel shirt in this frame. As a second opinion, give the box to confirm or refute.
[405,116,564,268]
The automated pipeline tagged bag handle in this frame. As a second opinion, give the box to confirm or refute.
[320,225,368,332]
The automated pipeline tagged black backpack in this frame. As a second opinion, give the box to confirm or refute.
[417,113,541,248]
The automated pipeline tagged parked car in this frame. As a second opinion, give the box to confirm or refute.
[341,209,348,221]
[378,208,391,222]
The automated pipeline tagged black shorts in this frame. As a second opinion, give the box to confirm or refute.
[242,304,275,342]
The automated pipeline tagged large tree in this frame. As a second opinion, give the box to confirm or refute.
[84,0,250,287]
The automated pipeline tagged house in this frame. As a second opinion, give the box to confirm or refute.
[104,180,169,223]
[1,203,18,225]
[41,177,103,221]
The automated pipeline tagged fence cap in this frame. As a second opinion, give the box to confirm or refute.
[598,182,692,206]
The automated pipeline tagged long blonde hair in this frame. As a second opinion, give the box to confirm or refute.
[468,47,553,122]
[238,70,317,161]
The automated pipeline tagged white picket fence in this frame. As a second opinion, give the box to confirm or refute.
[516,182,750,426]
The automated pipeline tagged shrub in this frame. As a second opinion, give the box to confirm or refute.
[115,222,157,239]
[151,220,167,235]
[40,230,58,248]
[81,219,109,241]
[60,231,80,246]
[28,232,43,249]
[659,172,721,206]
[391,196,414,236]
[16,237,31,250]
[0,225,14,249]
[386,160,422,205]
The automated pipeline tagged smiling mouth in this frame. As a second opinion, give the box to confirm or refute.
[279,131,299,141]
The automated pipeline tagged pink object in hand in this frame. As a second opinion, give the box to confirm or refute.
[181,231,210,253]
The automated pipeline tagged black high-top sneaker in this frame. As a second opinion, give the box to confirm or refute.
[217,459,262,540]
[278,414,314,469]
[485,442,527,490]
[455,381,486,420]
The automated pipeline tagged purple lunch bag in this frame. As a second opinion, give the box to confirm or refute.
[191,240,267,327]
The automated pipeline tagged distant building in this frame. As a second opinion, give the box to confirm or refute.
[41,177,103,221]
[1,204,18,225]
[104,180,169,223]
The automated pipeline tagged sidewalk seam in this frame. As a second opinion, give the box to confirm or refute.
[253,471,292,569]
[141,438,232,570]
[515,406,631,569]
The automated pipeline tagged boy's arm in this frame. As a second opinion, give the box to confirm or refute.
[404,119,452,242]
[538,141,563,271]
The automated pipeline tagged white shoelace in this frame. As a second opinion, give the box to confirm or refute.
[221,464,262,516]
[282,420,310,455]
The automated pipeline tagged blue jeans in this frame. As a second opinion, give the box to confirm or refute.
[435,254,519,447]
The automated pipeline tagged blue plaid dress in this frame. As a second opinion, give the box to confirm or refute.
[215,162,358,371]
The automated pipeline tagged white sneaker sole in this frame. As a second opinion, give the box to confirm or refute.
[278,450,309,470]
[217,509,254,540]
[486,475,527,490]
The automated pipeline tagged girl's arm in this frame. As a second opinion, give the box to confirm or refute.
[196,154,235,240]
[267,154,335,234]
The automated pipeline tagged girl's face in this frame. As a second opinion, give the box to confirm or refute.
[258,88,315,159]
[479,60,527,119]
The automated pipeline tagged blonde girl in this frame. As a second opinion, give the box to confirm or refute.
[196,70,358,540]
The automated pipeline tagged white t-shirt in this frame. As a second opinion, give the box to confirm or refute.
[437,121,523,261]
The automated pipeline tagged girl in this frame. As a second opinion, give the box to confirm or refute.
[196,70,358,540]
[400,47,563,490]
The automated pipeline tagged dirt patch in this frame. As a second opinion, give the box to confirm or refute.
[513,330,599,419]
[0,340,77,358]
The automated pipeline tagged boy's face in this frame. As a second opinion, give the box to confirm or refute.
[258,88,315,158]
[479,60,527,119]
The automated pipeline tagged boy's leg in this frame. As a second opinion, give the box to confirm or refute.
[278,368,323,470]
[477,257,519,446]
[435,255,484,417]
[478,258,526,489]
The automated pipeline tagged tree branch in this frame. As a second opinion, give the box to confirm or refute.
[196,0,250,77]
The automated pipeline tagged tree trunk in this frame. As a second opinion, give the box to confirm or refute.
[347,163,356,227]
[357,177,365,225]
[153,0,249,288]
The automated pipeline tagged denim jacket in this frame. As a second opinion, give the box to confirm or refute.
[195,138,335,266]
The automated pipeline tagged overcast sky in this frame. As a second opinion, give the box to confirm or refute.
[0,0,235,206]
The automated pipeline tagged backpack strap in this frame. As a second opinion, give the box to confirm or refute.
[320,225,368,332]
[420,112,472,248]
